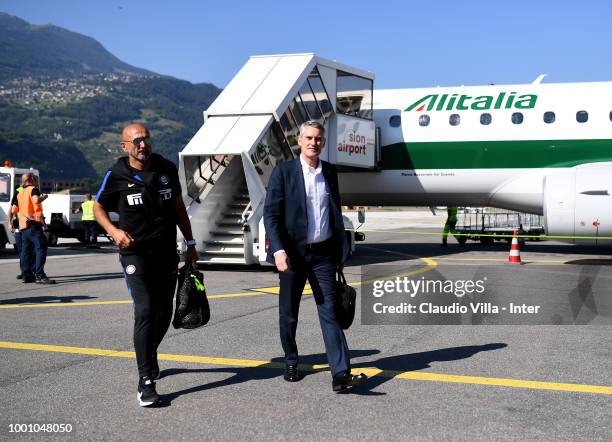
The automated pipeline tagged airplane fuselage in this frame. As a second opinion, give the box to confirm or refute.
[339,80,612,215]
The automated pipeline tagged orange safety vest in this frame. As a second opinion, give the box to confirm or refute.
[17,186,45,229]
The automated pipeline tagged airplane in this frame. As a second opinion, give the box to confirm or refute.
[179,54,612,264]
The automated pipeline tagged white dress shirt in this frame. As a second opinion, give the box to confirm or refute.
[273,157,332,257]
[300,155,331,244]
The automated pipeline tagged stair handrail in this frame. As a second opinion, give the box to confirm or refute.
[193,154,229,203]
[240,200,252,230]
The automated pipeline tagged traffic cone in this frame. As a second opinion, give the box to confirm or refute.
[508,231,522,264]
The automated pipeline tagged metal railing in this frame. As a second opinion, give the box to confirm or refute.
[188,154,230,204]
[240,201,252,231]
[457,209,543,232]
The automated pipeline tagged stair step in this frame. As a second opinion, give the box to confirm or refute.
[224,211,249,217]
[202,246,245,255]
[206,237,244,246]
[210,229,243,236]
[229,203,248,209]
[197,256,247,265]
[218,218,243,226]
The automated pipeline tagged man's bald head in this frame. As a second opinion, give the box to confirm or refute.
[120,123,152,167]
[122,123,148,141]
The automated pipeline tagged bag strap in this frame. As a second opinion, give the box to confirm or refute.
[185,261,195,273]
[337,270,347,285]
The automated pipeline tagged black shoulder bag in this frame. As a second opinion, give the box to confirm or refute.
[335,270,356,330]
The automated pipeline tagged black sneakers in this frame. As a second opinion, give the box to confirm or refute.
[35,277,56,284]
[137,376,160,407]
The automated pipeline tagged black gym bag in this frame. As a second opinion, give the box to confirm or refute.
[172,263,210,329]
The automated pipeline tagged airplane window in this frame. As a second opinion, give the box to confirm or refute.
[511,112,523,124]
[610,111,612,121]
[480,113,492,125]
[543,112,555,124]
[449,114,460,126]
[389,115,401,127]
[419,114,430,127]
[576,111,588,123]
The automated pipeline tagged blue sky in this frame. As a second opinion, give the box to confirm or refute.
[2,0,611,89]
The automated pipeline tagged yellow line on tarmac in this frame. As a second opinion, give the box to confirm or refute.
[1,340,611,395]
[0,292,271,310]
[0,300,134,309]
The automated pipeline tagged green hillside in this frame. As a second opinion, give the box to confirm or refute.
[0,12,221,186]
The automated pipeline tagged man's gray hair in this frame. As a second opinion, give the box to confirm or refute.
[298,120,325,137]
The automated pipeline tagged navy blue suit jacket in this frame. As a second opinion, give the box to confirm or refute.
[263,158,349,265]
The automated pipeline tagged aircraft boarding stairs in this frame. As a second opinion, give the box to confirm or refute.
[204,182,251,263]
[179,54,377,265]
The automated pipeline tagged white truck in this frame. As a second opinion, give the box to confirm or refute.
[0,165,95,249]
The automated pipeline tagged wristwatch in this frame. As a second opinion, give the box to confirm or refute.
[185,239,197,247]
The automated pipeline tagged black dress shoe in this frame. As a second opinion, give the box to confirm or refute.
[283,364,301,382]
[332,371,368,392]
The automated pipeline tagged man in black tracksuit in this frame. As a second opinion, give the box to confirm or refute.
[94,123,198,407]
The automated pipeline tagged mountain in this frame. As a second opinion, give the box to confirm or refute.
[0,12,154,81]
[0,13,221,186]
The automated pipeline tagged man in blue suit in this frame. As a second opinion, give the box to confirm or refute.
[264,120,367,392]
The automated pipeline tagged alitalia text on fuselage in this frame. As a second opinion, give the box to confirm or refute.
[404,91,538,112]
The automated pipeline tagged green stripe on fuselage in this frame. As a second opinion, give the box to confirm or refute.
[381,139,612,169]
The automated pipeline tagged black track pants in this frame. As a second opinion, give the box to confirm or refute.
[120,252,178,378]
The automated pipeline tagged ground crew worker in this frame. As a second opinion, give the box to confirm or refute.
[9,184,33,280]
[442,206,464,246]
[94,123,198,408]
[17,173,55,284]
[78,193,98,244]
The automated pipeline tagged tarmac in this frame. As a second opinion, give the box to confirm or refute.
[1,211,611,440]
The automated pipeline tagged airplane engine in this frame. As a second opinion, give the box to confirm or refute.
[543,163,612,245]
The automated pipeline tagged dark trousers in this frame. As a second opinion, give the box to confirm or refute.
[14,231,31,277]
[120,252,178,378]
[14,230,22,255]
[83,221,98,243]
[20,224,48,279]
[278,242,349,377]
